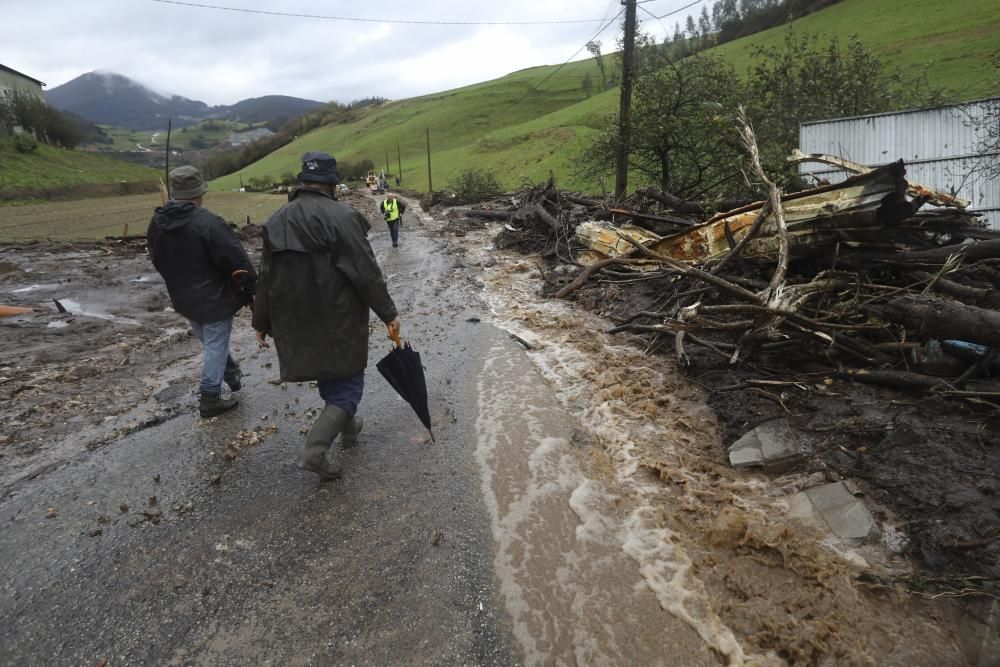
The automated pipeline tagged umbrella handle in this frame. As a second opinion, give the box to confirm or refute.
[389,330,402,348]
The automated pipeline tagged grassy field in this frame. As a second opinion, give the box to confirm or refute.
[211,0,998,195]
[711,0,1000,101]
[0,191,286,241]
[0,136,160,200]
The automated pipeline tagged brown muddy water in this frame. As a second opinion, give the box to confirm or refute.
[449,220,966,665]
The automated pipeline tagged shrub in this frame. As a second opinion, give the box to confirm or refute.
[448,168,503,204]
[13,133,38,153]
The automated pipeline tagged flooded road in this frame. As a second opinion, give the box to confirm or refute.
[0,195,969,665]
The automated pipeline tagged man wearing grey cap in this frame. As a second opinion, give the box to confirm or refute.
[253,152,400,480]
[148,165,257,418]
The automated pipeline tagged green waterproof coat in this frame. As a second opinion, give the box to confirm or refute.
[252,187,398,382]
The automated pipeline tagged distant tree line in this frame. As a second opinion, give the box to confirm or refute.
[347,97,388,109]
[0,90,108,150]
[663,0,845,56]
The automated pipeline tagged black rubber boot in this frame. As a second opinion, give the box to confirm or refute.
[340,416,364,449]
[297,405,349,479]
[199,392,239,418]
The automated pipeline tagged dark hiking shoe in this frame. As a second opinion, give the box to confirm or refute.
[224,368,242,392]
[199,392,239,418]
[340,417,364,449]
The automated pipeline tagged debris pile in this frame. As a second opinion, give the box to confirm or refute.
[458,141,1000,590]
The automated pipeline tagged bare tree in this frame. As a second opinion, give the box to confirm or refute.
[586,40,607,90]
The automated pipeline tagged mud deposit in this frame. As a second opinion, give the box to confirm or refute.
[1,194,994,665]
[432,213,989,665]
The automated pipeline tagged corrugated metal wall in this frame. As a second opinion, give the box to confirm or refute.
[799,99,1000,229]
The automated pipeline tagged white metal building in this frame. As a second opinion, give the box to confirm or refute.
[799,98,1000,229]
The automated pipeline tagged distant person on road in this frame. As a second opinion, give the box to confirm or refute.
[147,165,257,418]
[253,152,400,480]
[379,193,406,248]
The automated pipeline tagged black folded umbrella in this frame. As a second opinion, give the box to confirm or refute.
[376,335,434,442]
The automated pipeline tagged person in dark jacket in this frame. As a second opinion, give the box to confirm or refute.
[379,193,406,247]
[148,166,257,418]
[253,152,400,480]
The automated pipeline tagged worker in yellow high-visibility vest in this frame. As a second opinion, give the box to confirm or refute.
[379,193,406,248]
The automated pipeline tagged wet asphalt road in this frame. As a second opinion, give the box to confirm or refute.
[0,209,518,665]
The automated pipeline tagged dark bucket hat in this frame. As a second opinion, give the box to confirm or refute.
[298,151,341,184]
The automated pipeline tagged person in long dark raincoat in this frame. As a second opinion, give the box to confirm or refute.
[253,152,400,479]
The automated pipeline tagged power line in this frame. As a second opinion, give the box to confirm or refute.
[641,0,704,22]
[486,7,626,121]
[150,0,616,25]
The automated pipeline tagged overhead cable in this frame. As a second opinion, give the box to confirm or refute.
[150,0,618,25]
[486,7,626,121]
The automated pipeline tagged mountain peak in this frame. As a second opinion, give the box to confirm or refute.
[44,71,325,131]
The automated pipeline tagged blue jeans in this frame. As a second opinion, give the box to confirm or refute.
[387,220,400,245]
[189,318,239,395]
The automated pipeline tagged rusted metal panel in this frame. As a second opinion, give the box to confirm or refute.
[574,162,909,264]
[787,149,971,209]
[651,162,907,262]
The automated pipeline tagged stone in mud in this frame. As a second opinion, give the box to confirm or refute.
[728,418,807,473]
[788,481,877,540]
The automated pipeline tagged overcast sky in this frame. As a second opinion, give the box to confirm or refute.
[2,0,701,106]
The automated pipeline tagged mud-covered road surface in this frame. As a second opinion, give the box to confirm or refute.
[0,193,989,665]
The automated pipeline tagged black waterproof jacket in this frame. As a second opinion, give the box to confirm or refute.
[252,188,398,382]
[147,201,256,323]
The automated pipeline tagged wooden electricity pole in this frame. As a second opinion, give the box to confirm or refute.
[396,140,403,185]
[426,128,433,193]
[385,151,390,178]
[614,0,637,200]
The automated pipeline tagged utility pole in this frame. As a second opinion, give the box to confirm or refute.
[385,151,390,178]
[396,140,403,185]
[614,0,637,200]
[426,128,433,193]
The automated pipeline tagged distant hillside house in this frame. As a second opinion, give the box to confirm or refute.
[225,127,275,148]
[0,64,46,100]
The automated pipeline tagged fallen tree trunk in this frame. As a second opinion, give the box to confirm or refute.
[839,368,950,391]
[878,239,1000,265]
[461,209,510,221]
[913,271,1000,309]
[637,188,753,216]
[609,208,694,227]
[637,188,706,215]
[562,193,602,208]
[881,294,1000,349]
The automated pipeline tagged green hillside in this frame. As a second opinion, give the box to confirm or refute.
[212,59,612,194]
[0,136,160,202]
[711,0,999,100]
[212,0,997,196]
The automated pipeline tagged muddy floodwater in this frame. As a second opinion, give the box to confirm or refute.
[0,193,988,665]
[446,222,969,665]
